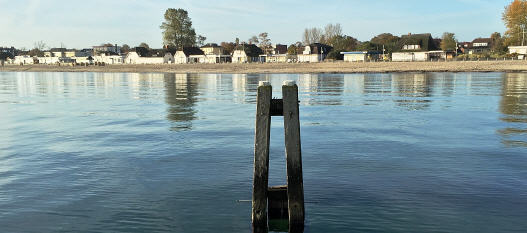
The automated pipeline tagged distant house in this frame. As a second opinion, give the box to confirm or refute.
[458,42,472,54]
[125,52,165,64]
[80,49,94,57]
[465,38,493,54]
[260,54,287,63]
[164,52,175,64]
[93,44,121,55]
[44,48,67,57]
[199,43,231,63]
[0,47,16,57]
[392,33,439,62]
[397,33,437,51]
[174,47,205,64]
[297,43,332,63]
[201,43,224,55]
[64,49,90,58]
[508,46,527,59]
[340,51,382,62]
[13,55,36,65]
[272,44,288,55]
[37,57,60,64]
[232,44,263,63]
[258,44,288,63]
[93,53,125,64]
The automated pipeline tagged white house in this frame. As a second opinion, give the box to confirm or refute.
[341,51,382,62]
[392,52,429,62]
[509,46,527,55]
[164,53,175,64]
[125,52,165,64]
[232,44,262,63]
[297,43,332,63]
[509,46,527,59]
[93,54,125,64]
[392,51,448,62]
[37,57,60,64]
[13,56,35,65]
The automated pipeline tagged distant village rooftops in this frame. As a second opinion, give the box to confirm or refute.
[397,33,438,51]
[472,38,492,47]
[201,43,220,48]
[303,43,332,55]
[182,47,205,56]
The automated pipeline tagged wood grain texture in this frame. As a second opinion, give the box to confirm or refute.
[252,85,272,229]
[282,84,305,231]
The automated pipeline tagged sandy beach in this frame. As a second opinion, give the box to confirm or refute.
[1,60,527,73]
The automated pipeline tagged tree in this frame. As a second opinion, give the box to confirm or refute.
[327,35,359,60]
[160,8,197,49]
[322,23,343,45]
[235,38,240,45]
[34,41,47,51]
[258,32,272,54]
[248,35,259,45]
[440,32,457,51]
[369,33,400,54]
[503,0,527,46]
[197,35,207,47]
[303,27,323,45]
[121,44,130,53]
[28,49,44,57]
[28,41,46,57]
[139,42,150,49]
[287,44,298,55]
[491,32,507,54]
[221,42,236,55]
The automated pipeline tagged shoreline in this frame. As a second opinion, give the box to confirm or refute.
[1,60,527,74]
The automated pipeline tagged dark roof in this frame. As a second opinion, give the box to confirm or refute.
[201,43,220,48]
[132,47,150,57]
[235,44,263,57]
[50,48,67,52]
[397,33,438,51]
[305,43,333,54]
[471,38,492,47]
[182,47,204,56]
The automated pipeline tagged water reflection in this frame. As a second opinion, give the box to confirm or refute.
[164,73,198,131]
[499,73,527,147]
[392,73,433,110]
[2,72,527,147]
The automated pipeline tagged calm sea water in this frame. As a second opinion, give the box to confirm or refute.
[0,72,526,233]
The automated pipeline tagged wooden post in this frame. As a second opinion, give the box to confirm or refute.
[282,80,305,232]
[252,81,272,230]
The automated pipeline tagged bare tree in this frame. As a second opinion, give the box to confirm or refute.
[34,41,47,50]
[258,32,272,54]
[303,27,322,45]
[323,23,343,43]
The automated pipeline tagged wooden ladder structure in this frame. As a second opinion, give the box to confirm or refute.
[252,80,304,232]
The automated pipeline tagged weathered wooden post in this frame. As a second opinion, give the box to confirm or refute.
[282,81,305,232]
[252,80,305,232]
[252,81,272,230]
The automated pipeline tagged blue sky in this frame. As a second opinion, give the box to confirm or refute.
[0,0,511,49]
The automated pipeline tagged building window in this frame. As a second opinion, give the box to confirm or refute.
[403,45,420,50]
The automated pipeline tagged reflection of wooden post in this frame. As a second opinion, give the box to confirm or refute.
[252,81,272,230]
[282,81,305,232]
